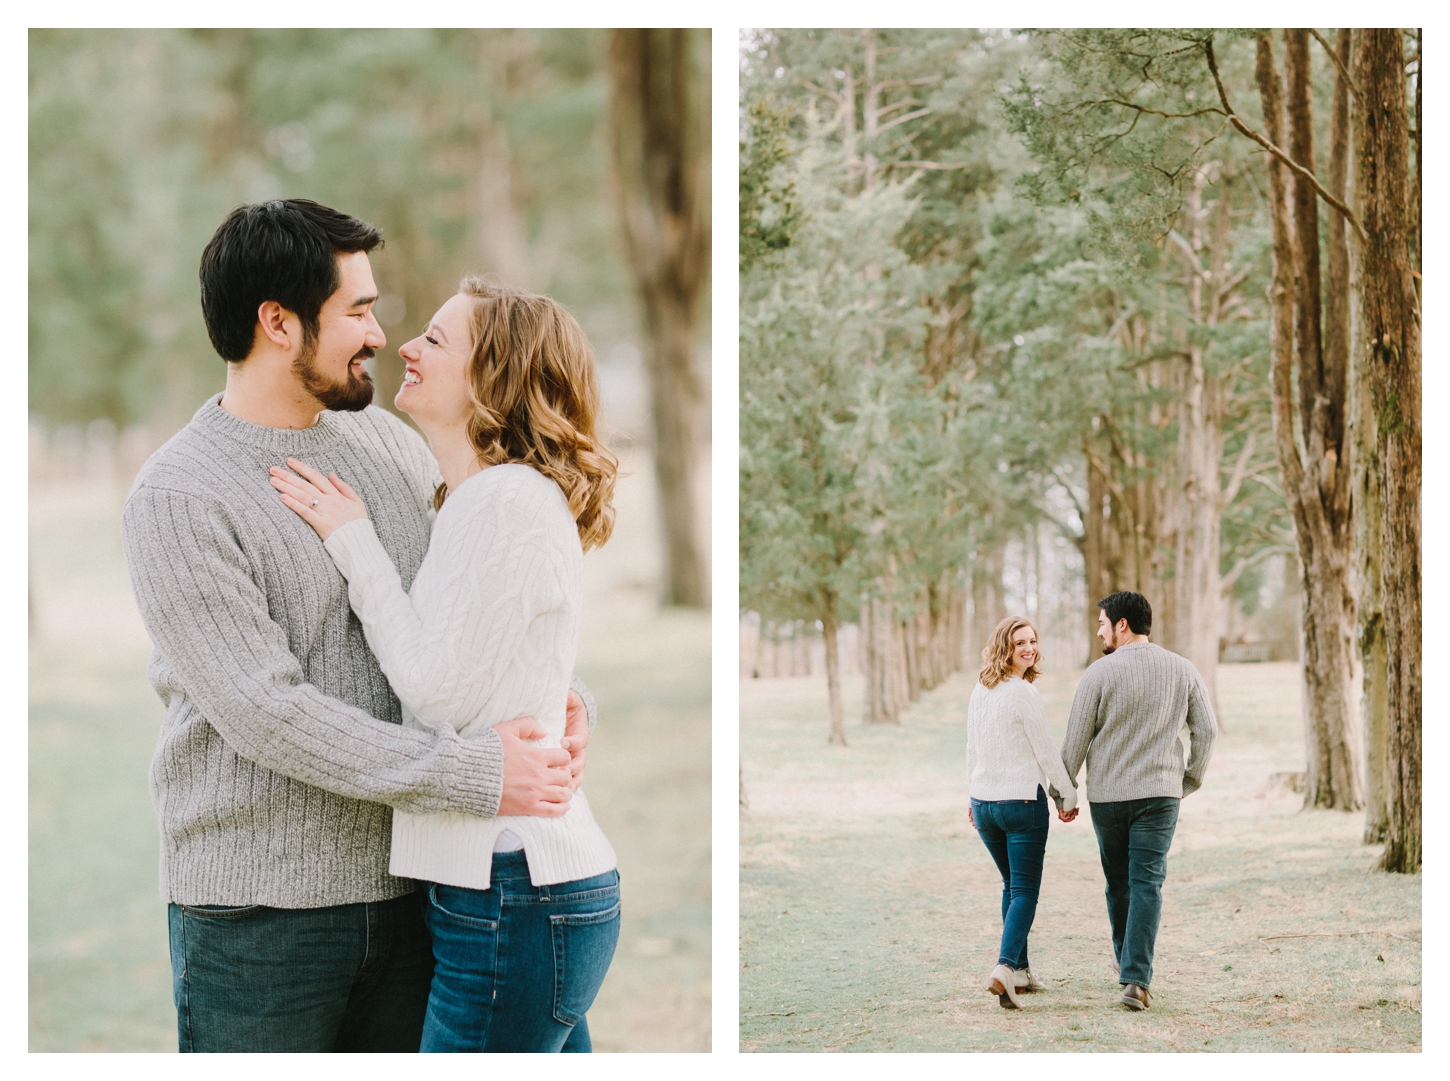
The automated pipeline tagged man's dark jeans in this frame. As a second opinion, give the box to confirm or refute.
[1089,796,1180,989]
[168,891,434,1052]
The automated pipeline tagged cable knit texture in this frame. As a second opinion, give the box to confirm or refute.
[964,678,1078,811]
[323,462,616,891]
[121,395,513,908]
[1057,642,1218,803]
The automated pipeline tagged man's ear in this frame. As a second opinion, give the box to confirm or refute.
[257,300,297,351]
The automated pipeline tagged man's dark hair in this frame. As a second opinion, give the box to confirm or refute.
[199,199,383,361]
[1098,591,1152,636]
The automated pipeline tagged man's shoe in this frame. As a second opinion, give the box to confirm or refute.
[987,964,1022,1009]
[1014,968,1046,992]
[1120,984,1151,1011]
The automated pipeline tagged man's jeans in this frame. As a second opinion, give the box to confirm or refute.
[419,851,620,1052]
[168,891,434,1052]
[1089,796,1180,989]
[971,786,1050,970]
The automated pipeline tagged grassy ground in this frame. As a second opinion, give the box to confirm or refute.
[29,447,710,1052]
[740,664,1421,1053]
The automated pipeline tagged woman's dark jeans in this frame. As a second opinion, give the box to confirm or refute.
[971,785,1050,970]
[1089,796,1179,989]
[419,851,620,1052]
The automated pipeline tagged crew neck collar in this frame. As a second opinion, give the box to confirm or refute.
[194,393,352,453]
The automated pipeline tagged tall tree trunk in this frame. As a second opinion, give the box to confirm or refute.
[1257,32,1362,812]
[823,606,846,746]
[1341,29,1389,844]
[1083,439,1108,663]
[1354,29,1421,873]
[1171,168,1226,715]
[607,29,710,607]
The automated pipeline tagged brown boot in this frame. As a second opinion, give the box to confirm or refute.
[1120,984,1151,1011]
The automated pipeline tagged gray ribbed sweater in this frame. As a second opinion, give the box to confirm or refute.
[122,394,541,908]
[1055,642,1217,804]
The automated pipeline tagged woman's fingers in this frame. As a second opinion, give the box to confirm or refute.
[276,490,323,529]
[269,466,323,501]
[286,457,338,494]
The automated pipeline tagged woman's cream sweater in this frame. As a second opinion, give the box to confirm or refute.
[323,462,615,890]
[964,677,1078,811]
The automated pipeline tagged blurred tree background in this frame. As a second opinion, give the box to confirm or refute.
[739,29,1419,865]
[30,28,711,1051]
[32,26,710,602]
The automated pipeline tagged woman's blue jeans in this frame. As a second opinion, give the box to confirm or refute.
[971,786,1050,970]
[419,851,621,1053]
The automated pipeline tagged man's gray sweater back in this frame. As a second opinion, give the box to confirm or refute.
[1057,641,1217,804]
[121,396,506,908]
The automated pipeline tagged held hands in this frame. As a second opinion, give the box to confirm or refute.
[269,458,369,541]
[1057,806,1079,823]
[496,717,574,818]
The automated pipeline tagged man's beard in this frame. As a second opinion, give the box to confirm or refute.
[294,333,375,412]
[1101,644,1116,655]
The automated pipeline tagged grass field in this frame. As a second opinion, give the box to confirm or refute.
[29,447,710,1052]
[740,663,1421,1053]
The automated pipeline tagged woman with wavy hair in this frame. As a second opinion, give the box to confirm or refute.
[269,277,619,1051]
[965,616,1078,1009]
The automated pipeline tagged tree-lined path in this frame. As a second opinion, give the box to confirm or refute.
[739,663,1420,1052]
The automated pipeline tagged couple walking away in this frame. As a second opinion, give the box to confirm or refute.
[964,591,1217,1011]
[121,199,621,1052]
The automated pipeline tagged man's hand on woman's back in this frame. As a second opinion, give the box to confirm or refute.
[495,718,574,817]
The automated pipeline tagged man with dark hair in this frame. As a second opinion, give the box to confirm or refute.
[1051,590,1216,1012]
[121,199,595,1052]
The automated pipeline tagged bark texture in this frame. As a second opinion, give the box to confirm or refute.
[1256,32,1362,812]
[607,29,711,607]
[1354,29,1421,872]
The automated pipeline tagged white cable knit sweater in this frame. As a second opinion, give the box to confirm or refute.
[323,462,616,890]
[964,677,1078,811]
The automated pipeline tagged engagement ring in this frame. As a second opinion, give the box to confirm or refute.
[309,499,319,507]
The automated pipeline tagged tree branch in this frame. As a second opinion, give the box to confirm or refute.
[876,107,932,133]
[1220,429,1257,506]
[881,159,974,171]
[1087,97,1226,120]
[1205,37,1367,241]
[1309,28,1362,102]
[1220,541,1292,595]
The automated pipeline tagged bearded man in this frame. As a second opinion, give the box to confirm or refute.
[121,199,593,1052]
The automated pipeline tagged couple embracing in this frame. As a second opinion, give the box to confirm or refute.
[965,591,1217,1012]
[121,199,620,1052]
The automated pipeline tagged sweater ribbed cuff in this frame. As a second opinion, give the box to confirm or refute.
[446,725,505,818]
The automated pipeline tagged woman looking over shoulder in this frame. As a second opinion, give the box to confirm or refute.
[270,277,619,1052]
[965,617,1078,1010]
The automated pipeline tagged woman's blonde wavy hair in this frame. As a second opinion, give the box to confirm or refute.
[978,616,1042,688]
[433,277,617,551]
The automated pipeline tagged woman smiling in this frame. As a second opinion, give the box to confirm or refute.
[965,616,1078,1009]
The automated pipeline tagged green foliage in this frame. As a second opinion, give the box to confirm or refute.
[1002,29,1260,268]
[739,101,802,273]
[30,29,631,428]
[740,27,1294,646]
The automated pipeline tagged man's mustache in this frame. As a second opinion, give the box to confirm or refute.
[351,347,376,363]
